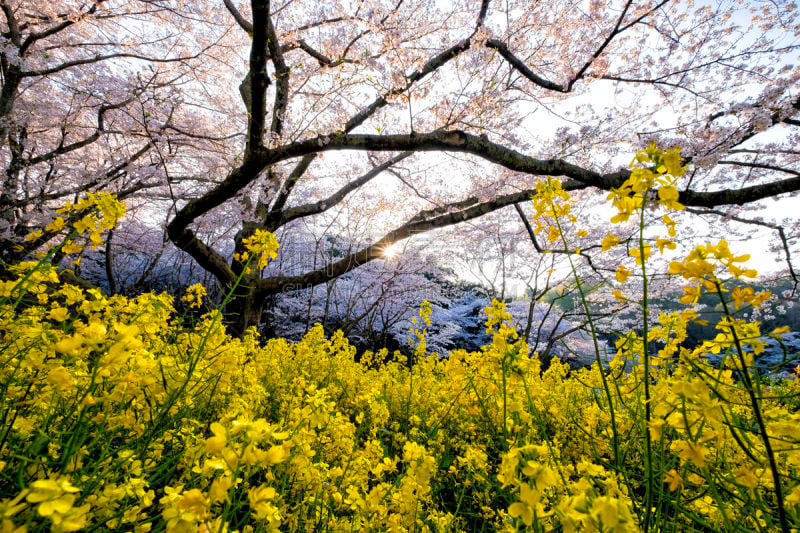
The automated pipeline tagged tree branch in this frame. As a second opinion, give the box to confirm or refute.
[0,1,22,46]
[514,203,602,274]
[273,152,413,228]
[342,39,473,131]
[19,2,100,55]
[223,0,253,34]
[265,5,289,137]
[169,127,800,255]
[20,50,209,77]
[262,154,316,220]
[171,227,236,286]
[295,39,354,67]
[40,141,154,201]
[475,0,491,29]
[487,0,668,93]
[24,98,133,166]
[716,159,800,178]
[484,39,566,92]
[254,184,594,296]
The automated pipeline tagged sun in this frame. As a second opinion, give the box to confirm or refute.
[382,242,402,259]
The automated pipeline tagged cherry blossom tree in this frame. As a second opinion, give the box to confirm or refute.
[0,1,241,263]
[4,0,800,335]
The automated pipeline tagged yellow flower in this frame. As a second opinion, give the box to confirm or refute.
[531,178,572,220]
[769,326,791,338]
[679,285,701,305]
[657,185,684,211]
[54,334,86,355]
[663,214,677,237]
[241,229,280,270]
[786,484,800,505]
[508,483,539,526]
[729,264,758,279]
[89,231,104,249]
[73,213,98,235]
[181,283,207,309]
[546,225,560,243]
[671,440,708,468]
[609,194,641,224]
[610,145,686,223]
[662,147,685,177]
[615,265,631,283]
[730,286,753,310]
[60,285,84,305]
[601,234,620,251]
[264,445,287,465]
[734,467,759,489]
[664,469,682,492]
[46,217,67,233]
[590,495,633,530]
[248,485,280,523]
[656,237,676,254]
[0,491,27,522]
[61,241,83,255]
[48,306,70,322]
[90,192,127,230]
[160,486,209,533]
[629,243,651,265]
[46,366,75,392]
[26,478,89,532]
[419,300,433,326]
[205,422,227,454]
[24,230,43,242]
[208,478,232,504]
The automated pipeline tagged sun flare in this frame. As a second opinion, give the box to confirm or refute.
[382,242,402,259]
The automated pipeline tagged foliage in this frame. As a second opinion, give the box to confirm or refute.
[2,149,800,532]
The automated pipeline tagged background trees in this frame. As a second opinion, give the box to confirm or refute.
[2,0,799,342]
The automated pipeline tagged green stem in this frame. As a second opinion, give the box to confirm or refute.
[138,257,255,453]
[550,201,621,468]
[714,281,789,533]
[638,196,654,532]
[2,229,76,310]
[501,355,508,442]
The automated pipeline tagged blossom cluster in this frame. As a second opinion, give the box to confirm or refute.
[234,229,280,272]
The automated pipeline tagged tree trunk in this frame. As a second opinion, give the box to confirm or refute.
[225,286,263,337]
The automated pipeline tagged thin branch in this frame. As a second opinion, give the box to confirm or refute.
[24,98,133,166]
[40,142,153,201]
[20,49,211,77]
[223,0,253,33]
[716,159,800,178]
[266,5,290,137]
[514,203,602,274]
[274,152,413,228]
[485,39,566,92]
[263,154,316,219]
[685,206,798,293]
[486,1,668,93]
[475,0,491,29]
[19,2,101,55]
[105,228,116,294]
